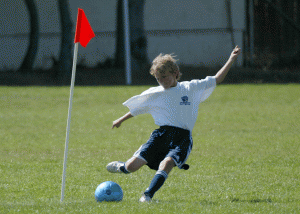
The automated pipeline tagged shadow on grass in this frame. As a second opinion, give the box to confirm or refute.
[230,197,272,203]
[151,199,219,206]
[1,66,300,86]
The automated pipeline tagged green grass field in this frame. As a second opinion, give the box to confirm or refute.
[1,84,299,213]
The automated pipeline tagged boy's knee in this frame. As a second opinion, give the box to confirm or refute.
[159,157,176,173]
[164,157,175,165]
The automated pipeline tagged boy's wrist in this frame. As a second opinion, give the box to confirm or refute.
[228,57,236,63]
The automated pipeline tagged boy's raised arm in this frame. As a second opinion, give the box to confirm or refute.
[112,112,133,129]
[215,45,241,84]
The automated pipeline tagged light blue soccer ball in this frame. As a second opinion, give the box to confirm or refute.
[95,181,123,202]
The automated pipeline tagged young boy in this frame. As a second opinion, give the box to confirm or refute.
[107,46,241,202]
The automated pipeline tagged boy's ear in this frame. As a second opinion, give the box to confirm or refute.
[174,70,179,79]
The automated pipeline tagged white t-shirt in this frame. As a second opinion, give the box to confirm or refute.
[123,76,216,132]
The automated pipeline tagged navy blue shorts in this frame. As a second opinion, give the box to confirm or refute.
[133,126,193,170]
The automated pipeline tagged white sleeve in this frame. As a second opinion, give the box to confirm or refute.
[123,94,151,116]
[123,86,164,116]
[190,76,216,103]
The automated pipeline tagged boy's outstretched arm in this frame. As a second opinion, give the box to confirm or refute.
[112,112,133,129]
[215,45,241,84]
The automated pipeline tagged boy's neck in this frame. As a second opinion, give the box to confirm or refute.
[162,81,178,89]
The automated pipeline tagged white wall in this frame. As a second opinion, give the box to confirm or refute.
[0,0,117,70]
[145,0,245,66]
[0,0,29,70]
[0,0,245,70]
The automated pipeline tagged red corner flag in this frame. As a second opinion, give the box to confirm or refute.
[74,8,95,48]
[61,8,95,202]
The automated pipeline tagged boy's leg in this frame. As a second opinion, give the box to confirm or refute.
[125,157,147,172]
[158,156,176,174]
[106,157,147,174]
[141,157,175,201]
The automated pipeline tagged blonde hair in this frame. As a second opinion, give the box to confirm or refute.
[150,53,182,80]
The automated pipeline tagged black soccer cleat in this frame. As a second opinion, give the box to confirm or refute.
[182,164,189,170]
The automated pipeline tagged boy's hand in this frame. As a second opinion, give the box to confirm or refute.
[112,119,122,129]
[111,112,133,129]
[230,45,241,61]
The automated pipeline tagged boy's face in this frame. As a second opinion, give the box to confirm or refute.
[155,70,177,89]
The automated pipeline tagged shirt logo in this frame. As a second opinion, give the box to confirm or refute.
[180,96,191,105]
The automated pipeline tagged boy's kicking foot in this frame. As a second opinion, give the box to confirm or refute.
[106,161,124,173]
[106,161,131,174]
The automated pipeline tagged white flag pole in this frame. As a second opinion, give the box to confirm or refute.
[123,0,131,85]
[60,42,79,202]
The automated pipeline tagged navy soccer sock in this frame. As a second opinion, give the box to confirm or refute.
[119,163,131,174]
[144,170,168,198]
